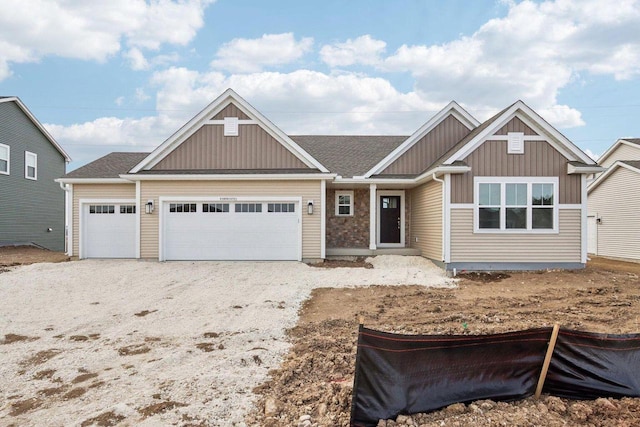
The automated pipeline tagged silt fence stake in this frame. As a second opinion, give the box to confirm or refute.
[535,323,560,399]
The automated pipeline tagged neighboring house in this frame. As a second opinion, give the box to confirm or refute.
[587,138,640,261]
[56,89,601,270]
[0,97,71,251]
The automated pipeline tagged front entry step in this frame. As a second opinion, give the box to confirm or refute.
[326,247,421,257]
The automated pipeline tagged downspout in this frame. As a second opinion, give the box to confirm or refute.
[59,182,72,256]
[432,173,446,264]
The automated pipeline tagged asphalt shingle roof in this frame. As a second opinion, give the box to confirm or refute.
[620,160,640,169]
[64,152,149,178]
[291,135,407,177]
[622,138,640,145]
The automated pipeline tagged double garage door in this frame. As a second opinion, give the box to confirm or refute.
[162,200,300,261]
[81,199,300,260]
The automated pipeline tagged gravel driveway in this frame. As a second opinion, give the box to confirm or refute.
[0,256,453,426]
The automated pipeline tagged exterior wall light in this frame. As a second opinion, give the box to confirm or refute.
[145,200,154,214]
[307,200,314,215]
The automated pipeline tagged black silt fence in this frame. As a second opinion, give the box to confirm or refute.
[350,325,640,427]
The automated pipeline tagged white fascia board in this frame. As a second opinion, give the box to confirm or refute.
[130,88,329,173]
[55,178,133,184]
[444,101,596,166]
[119,173,337,181]
[587,161,640,193]
[414,165,471,185]
[567,164,606,175]
[336,165,470,186]
[363,101,479,178]
[0,97,72,162]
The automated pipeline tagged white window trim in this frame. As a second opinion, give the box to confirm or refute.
[25,151,37,180]
[335,190,354,216]
[474,176,559,234]
[0,143,9,175]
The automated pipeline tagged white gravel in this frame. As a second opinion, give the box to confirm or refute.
[0,256,454,426]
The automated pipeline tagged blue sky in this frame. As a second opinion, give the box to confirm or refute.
[1,0,640,171]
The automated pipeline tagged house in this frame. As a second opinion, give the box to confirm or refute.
[587,138,640,261]
[0,97,71,252]
[56,89,601,270]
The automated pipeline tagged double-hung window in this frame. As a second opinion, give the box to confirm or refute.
[25,151,37,180]
[0,143,8,175]
[475,177,558,232]
[335,191,354,216]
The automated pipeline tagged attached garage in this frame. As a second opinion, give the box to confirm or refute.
[160,198,301,261]
[81,201,136,258]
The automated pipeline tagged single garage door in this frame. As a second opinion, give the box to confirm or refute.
[82,203,136,258]
[162,200,300,261]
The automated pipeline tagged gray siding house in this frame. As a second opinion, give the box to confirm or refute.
[0,97,70,251]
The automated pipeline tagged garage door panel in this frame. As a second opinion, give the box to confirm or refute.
[163,201,300,261]
[83,204,136,258]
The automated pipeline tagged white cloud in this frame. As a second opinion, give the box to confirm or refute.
[124,48,150,71]
[0,0,212,79]
[584,148,600,161]
[320,35,386,67]
[378,0,640,127]
[210,33,313,73]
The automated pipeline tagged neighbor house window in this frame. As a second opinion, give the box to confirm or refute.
[25,151,37,180]
[335,191,354,216]
[475,177,558,232]
[0,143,9,174]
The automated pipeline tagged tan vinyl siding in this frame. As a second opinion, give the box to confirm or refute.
[450,208,581,262]
[140,180,322,259]
[600,144,640,169]
[153,124,308,170]
[494,117,539,135]
[588,167,640,261]
[380,116,471,175]
[211,103,250,120]
[72,184,136,256]
[450,140,581,204]
[409,180,442,260]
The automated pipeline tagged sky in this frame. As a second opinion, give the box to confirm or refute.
[1,0,640,171]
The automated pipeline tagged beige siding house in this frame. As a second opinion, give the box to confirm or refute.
[57,89,601,270]
[587,138,640,262]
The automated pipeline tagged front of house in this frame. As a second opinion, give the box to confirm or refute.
[57,89,601,270]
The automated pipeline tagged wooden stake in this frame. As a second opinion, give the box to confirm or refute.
[535,323,560,399]
[358,316,364,326]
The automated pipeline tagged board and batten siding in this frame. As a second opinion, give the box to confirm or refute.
[450,140,581,204]
[152,124,308,170]
[71,184,136,256]
[0,102,67,251]
[449,209,581,263]
[211,103,250,120]
[494,117,539,135]
[409,180,442,260]
[140,180,322,259]
[380,116,471,175]
[588,167,640,261]
[600,143,640,169]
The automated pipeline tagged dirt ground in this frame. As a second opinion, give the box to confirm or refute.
[251,257,640,426]
[0,246,70,270]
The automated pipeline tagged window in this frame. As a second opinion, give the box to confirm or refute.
[169,203,197,213]
[120,205,136,214]
[267,203,295,213]
[0,143,9,175]
[203,203,229,213]
[476,178,557,232]
[335,191,354,216]
[235,203,262,213]
[25,151,37,180]
[89,205,115,214]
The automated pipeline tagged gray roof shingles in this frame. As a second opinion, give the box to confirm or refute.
[622,138,640,145]
[620,160,640,169]
[64,152,149,178]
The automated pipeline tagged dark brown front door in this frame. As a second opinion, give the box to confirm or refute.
[380,195,401,244]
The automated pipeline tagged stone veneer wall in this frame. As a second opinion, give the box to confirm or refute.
[326,188,370,248]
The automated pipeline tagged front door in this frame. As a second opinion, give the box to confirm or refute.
[379,195,401,244]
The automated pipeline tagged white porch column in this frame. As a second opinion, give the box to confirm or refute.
[369,183,377,250]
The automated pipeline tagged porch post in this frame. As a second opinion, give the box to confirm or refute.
[369,183,377,250]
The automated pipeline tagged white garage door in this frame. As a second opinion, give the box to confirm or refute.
[82,203,136,258]
[162,200,300,261]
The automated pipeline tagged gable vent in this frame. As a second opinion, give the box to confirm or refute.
[508,132,524,154]
[224,117,239,136]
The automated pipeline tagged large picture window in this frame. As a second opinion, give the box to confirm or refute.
[475,177,558,232]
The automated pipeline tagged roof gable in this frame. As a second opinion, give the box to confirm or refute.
[588,160,640,193]
[597,138,640,166]
[130,89,329,173]
[363,101,479,178]
[0,97,71,162]
[442,100,596,166]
